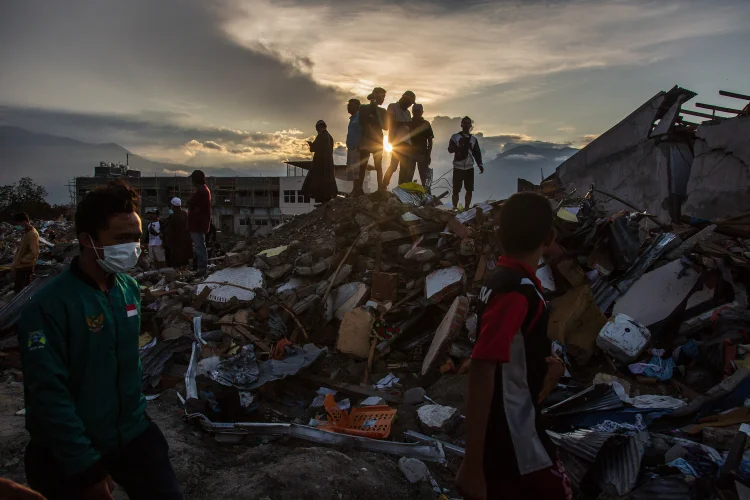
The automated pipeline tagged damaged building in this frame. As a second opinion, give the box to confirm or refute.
[556,86,750,222]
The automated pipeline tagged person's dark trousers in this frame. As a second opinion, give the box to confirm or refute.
[357,149,383,192]
[415,153,431,191]
[397,155,416,185]
[13,267,33,293]
[190,231,208,273]
[383,149,410,188]
[25,422,183,500]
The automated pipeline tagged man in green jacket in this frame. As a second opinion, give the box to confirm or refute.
[19,181,182,500]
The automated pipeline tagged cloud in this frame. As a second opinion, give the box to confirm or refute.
[504,154,546,161]
[579,134,600,145]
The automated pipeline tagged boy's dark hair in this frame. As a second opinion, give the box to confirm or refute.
[500,192,554,254]
[462,116,473,124]
[75,180,140,241]
[13,212,29,223]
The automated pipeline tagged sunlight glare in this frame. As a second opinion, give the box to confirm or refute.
[383,136,393,153]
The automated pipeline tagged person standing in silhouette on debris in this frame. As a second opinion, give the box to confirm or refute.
[346,99,363,191]
[163,197,192,268]
[19,181,183,500]
[383,90,416,187]
[186,170,212,277]
[456,192,570,500]
[356,87,388,193]
[408,103,434,191]
[12,212,39,293]
[449,116,484,210]
[302,120,338,204]
[147,211,165,269]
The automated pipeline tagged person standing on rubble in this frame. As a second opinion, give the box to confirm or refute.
[408,103,434,190]
[346,98,362,190]
[355,87,388,194]
[456,192,571,500]
[163,197,192,268]
[147,211,166,269]
[301,120,338,204]
[11,212,39,293]
[382,90,416,187]
[448,116,484,210]
[18,181,183,500]
[187,169,212,277]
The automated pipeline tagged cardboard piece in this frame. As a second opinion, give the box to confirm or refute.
[557,259,587,287]
[548,285,607,364]
[337,308,374,358]
[422,296,470,375]
[371,272,399,302]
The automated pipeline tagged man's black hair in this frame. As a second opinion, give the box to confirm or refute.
[13,212,29,223]
[462,116,472,123]
[75,180,139,242]
[191,170,206,185]
[499,192,554,254]
[348,98,361,105]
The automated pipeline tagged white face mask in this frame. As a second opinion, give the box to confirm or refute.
[88,236,142,274]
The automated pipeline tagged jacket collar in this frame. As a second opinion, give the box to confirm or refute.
[70,256,116,291]
[496,255,543,291]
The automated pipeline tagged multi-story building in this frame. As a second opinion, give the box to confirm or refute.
[74,162,318,236]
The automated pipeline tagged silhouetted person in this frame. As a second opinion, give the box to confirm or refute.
[12,212,39,293]
[383,90,416,187]
[302,120,338,204]
[408,103,434,190]
[187,170,212,277]
[356,87,388,193]
[449,116,484,209]
[163,197,192,268]
[147,210,165,268]
[346,99,362,189]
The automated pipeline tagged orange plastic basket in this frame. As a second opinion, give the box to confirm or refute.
[320,393,397,439]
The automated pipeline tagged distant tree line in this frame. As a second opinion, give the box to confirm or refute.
[0,177,68,221]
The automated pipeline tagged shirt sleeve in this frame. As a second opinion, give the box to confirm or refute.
[19,302,108,486]
[472,292,528,363]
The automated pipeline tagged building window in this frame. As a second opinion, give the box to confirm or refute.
[284,190,296,203]
[239,219,248,226]
[254,219,269,226]
[271,219,280,226]
[297,190,310,203]
[144,189,158,197]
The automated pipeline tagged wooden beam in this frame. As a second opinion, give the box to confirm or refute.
[696,102,747,115]
[680,109,722,120]
[719,90,750,101]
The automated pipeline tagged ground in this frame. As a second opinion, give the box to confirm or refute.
[0,379,453,499]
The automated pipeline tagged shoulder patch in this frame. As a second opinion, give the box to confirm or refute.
[27,330,47,350]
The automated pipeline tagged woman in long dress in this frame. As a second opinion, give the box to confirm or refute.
[301,120,338,203]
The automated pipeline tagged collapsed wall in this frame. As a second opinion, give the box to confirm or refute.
[684,115,750,220]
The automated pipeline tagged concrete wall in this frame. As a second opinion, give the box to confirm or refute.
[684,115,750,219]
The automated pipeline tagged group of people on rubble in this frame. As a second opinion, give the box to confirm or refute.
[142,169,213,277]
[302,87,484,209]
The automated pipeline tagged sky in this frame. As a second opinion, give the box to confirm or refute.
[1,0,749,176]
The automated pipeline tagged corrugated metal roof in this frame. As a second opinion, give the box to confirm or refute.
[630,476,691,500]
[542,384,624,416]
[595,430,650,496]
[0,274,54,331]
[547,428,616,462]
[557,449,590,490]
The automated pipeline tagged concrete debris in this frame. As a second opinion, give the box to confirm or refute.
[398,457,429,484]
[421,295,470,376]
[337,308,374,358]
[417,404,460,433]
[403,387,427,406]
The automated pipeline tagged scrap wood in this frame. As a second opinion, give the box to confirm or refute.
[385,285,424,316]
[301,374,401,404]
[670,367,750,418]
[217,319,272,353]
[192,286,212,309]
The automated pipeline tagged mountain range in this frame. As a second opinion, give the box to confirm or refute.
[0,125,577,204]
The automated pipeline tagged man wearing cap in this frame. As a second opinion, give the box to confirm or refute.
[186,170,212,277]
[408,103,434,190]
[383,91,416,187]
[356,87,388,194]
[346,99,362,184]
[449,116,484,210]
[163,197,192,268]
[146,211,165,269]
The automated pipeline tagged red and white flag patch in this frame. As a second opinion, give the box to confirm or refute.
[126,304,138,318]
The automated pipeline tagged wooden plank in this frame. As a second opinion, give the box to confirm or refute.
[719,90,750,101]
[696,102,747,115]
[301,374,401,403]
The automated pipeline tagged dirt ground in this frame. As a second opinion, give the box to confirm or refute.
[0,377,461,499]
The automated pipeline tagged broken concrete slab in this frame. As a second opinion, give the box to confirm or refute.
[264,264,293,281]
[379,230,410,243]
[422,296,470,376]
[417,404,460,433]
[331,264,353,287]
[412,248,438,263]
[425,267,466,304]
[548,285,607,364]
[665,224,717,260]
[337,307,374,358]
[197,266,264,303]
[335,284,369,321]
[257,245,289,267]
[398,457,429,484]
[403,387,427,406]
[613,259,701,327]
[295,256,333,277]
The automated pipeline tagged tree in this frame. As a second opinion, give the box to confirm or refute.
[0,177,60,221]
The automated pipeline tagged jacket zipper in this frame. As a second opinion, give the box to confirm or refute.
[104,289,123,450]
